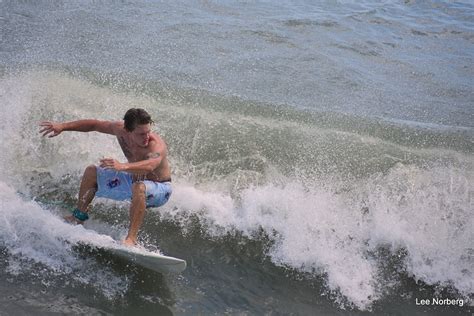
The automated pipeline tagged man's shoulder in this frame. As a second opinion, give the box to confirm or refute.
[94,120,124,135]
[149,134,166,150]
[110,121,125,135]
[150,132,163,142]
[111,120,124,129]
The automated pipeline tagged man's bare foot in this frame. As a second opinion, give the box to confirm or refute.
[64,215,84,225]
[122,237,137,247]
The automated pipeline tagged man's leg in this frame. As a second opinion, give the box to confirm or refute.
[124,182,147,246]
[65,165,97,223]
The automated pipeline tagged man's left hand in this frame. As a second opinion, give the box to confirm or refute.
[100,158,125,171]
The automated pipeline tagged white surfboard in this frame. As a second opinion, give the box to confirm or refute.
[105,244,187,274]
[50,209,187,274]
[71,229,186,274]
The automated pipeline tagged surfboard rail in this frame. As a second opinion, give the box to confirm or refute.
[107,246,187,274]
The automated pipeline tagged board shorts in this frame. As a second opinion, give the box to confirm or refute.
[95,167,172,208]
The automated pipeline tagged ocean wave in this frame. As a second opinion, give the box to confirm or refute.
[0,69,472,310]
[164,162,473,309]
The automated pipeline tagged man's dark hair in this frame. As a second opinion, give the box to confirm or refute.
[123,108,154,132]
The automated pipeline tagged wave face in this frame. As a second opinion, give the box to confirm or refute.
[0,71,472,313]
[0,0,473,313]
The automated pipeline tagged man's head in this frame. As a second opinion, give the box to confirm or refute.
[123,108,154,147]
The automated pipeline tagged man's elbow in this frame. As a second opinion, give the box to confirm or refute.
[147,160,161,172]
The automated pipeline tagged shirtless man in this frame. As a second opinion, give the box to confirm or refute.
[39,108,172,246]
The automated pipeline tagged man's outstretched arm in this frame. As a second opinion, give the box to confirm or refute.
[39,120,121,137]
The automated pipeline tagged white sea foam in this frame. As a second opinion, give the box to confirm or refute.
[0,181,129,298]
[363,165,473,295]
[165,163,473,309]
[165,182,379,309]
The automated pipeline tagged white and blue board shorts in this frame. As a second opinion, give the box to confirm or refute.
[95,167,172,208]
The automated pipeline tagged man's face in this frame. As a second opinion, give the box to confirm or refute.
[130,124,151,147]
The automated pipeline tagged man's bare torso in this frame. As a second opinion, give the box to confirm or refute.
[116,129,171,182]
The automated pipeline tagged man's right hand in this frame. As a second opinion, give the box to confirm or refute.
[39,121,63,137]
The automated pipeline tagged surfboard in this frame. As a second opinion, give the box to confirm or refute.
[69,228,186,274]
[103,244,187,274]
[55,210,186,273]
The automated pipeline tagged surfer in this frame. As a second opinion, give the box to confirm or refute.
[39,108,172,246]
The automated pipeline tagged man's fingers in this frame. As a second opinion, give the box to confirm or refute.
[39,122,58,138]
[41,128,55,137]
[39,126,53,133]
[99,158,117,170]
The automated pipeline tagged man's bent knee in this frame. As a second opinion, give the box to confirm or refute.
[85,164,97,176]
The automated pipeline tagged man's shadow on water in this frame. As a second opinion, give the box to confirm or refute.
[73,244,176,316]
